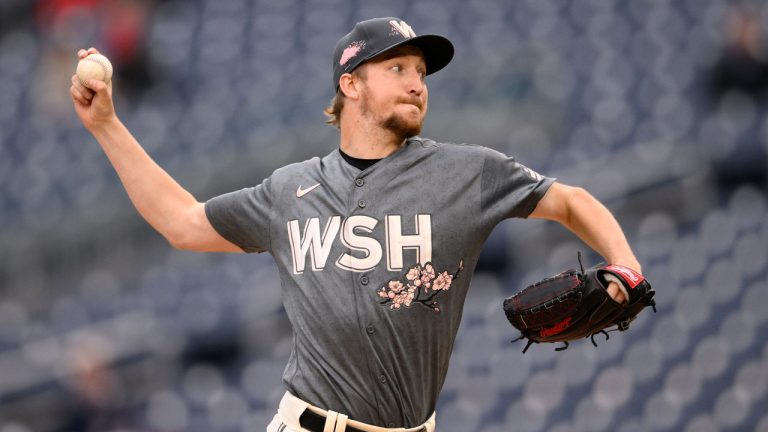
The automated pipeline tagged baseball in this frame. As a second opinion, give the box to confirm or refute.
[76,53,113,88]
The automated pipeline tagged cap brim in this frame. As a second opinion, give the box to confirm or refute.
[405,34,454,76]
[364,34,454,76]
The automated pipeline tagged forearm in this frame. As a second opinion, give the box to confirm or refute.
[90,118,198,245]
[562,188,641,272]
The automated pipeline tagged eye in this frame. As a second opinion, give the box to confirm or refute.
[390,64,402,72]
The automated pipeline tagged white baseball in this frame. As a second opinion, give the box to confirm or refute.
[76,53,113,89]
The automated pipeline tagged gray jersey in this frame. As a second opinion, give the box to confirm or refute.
[205,137,554,428]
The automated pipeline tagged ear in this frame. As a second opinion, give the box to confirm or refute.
[339,73,361,100]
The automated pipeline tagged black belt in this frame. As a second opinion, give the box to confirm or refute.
[298,409,426,432]
[298,409,366,432]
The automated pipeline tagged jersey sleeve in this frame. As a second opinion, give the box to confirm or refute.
[204,177,274,253]
[480,148,555,222]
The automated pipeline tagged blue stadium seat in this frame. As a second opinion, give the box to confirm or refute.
[642,390,682,431]
[182,363,227,407]
[146,390,191,431]
[663,363,702,408]
[205,387,251,431]
[573,396,615,432]
[692,336,731,381]
[683,414,719,432]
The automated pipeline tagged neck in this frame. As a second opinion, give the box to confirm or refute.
[339,115,407,159]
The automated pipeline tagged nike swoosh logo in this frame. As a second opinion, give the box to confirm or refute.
[296,183,321,198]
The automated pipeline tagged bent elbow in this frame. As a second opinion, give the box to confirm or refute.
[165,203,208,251]
[167,234,190,251]
[166,230,198,251]
[563,186,593,224]
[568,186,592,203]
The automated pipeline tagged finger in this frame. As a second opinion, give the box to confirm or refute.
[72,78,95,100]
[87,79,109,94]
[78,48,100,59]
[70,84,91,104]
[70,85,89,105]
[615,289,626,304]
[71,75,94,99]
[87,79,114,107]
[607,282,626,303]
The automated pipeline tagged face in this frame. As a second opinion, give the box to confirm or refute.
[356,46,429,139]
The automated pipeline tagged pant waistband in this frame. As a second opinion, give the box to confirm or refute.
[278,391,436,432]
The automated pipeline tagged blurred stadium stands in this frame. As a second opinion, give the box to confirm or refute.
[0,0,767,431]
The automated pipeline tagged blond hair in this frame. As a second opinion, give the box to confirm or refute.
[323,90,345,128]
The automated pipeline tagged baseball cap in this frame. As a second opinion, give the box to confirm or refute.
[332,17,454,90]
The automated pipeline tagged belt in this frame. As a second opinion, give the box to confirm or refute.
[299,409,365,432]
[298,409,427,432]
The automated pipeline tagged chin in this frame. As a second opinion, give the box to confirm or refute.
[383,114,422,138]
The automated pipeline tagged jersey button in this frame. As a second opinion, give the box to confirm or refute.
[360,276,369,285]
[366,324,376,334]
[378,374,387,384]
[387,422,396,428]
[358,199,366,208]
[355,178,365,187]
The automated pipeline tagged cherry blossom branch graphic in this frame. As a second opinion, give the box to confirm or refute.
[377,260,464,312]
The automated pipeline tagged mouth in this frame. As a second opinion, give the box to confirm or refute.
[400,102,423,112]
[398,99,423,110]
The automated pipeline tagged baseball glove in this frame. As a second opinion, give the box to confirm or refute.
[503,253,656,353]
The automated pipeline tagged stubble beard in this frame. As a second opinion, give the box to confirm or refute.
[361,91,424,141]
[382,111,422,139]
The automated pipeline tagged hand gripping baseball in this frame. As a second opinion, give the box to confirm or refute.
[503,252,657,353]
[70,48,117,131]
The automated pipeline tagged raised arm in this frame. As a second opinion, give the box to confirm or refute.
[529,182,642,302]
[69,48,241,253]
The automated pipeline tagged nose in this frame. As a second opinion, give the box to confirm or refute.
[407,70,425,95]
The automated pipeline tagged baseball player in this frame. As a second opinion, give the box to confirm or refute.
[70,17,641,432]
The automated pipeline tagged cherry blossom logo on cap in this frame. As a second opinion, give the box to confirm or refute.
[339,40,366,66]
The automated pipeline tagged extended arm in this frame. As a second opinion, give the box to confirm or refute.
[529,182,642,302]
[69,48,241,253]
